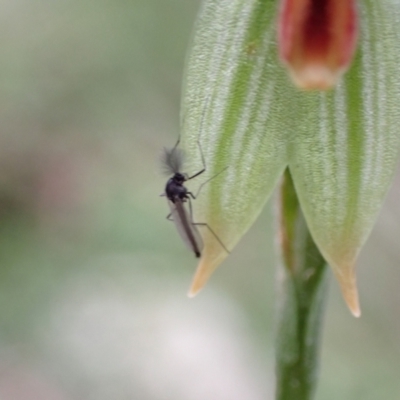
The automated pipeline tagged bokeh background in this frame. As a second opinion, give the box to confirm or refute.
[0,0,399,399]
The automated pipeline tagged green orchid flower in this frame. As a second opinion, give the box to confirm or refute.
[181,0,400,317]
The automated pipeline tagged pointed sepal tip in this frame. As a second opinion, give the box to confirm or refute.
[187,257,216,298]
[187,246,229,298]
[333,263,361,317]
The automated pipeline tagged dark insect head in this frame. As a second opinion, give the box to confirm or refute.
[172,172,186,185]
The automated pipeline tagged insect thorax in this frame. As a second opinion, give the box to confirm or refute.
[165,174,188,202]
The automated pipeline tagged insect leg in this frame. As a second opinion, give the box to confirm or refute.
[171,135,181,154]
[166,213,173,221]
[187,167,205,181]
[193,166,229,198]
[168,94,209,180]
[187,95,211,181]
[186,197,229,254]
[187,138,206,180]
[193,222,230,255]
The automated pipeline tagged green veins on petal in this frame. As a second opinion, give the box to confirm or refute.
[181,0,400,316]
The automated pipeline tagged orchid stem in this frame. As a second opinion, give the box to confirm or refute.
[275,168,328,400]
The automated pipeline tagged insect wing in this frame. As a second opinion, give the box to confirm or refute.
[161,147,185,176]
[168,199,203,257]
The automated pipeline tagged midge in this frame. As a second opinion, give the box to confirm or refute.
[161,104,229,258]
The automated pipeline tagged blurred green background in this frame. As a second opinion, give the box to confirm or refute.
[0,0,399,399]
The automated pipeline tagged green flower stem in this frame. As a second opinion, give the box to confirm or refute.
[275,169,328,400]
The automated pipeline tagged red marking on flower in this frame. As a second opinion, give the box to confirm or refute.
[278,0,358,90]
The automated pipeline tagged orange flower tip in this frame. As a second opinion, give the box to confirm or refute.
[352,306,361,318]
[187,258,214,298]
[187,244,228,297]
[344,288,361,317]
[278,0,358,90]
[335,266,361,317]
[187,275,206,298]
[187,286,201,298]
[187,270,206,298]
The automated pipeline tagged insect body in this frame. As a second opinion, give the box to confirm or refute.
[162,146,205,258]
[161,98,229,258]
